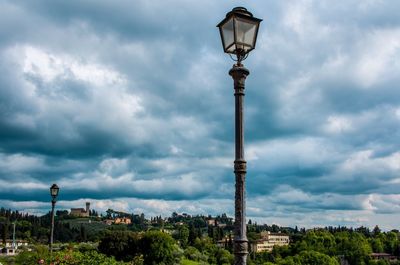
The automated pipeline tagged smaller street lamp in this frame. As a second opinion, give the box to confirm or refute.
[217,6,262,265]
[49,184,59,256]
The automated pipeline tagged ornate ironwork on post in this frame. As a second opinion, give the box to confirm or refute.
[50,199,55,256]
[230,64,249,265]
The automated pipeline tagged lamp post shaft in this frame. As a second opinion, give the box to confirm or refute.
[50,200,55,256]
[230,64,249,265]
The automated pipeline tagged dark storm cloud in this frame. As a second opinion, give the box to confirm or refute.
[0,0,399,228]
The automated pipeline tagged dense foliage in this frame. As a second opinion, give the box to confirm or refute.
[0,244,128,265]
[96,230,233,265]
[250,228,400,265]
[1,208,400,265]
[0,208,106,243]
[98,230,141,262]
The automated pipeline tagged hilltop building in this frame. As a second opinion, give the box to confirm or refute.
[103,208,132,225]
[104,217,132,225]
[250,231,290,253]
[70,202,90,217]
[115,217,132,225]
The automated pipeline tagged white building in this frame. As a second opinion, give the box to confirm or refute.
[0,240,29,256]
[251,231,290,253]
[3,240,28,249]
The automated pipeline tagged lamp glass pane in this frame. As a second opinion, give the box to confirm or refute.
[50,186,59,196]
[226,44,236,53]
[235,17,257,52]
[221,17,234,50]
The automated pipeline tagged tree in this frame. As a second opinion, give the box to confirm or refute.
[370,238,384,253]
[80,224,87,242]
[373,225,381,237]
[140,230,179,265]
[356,226,371,238]
[293,250,339,265]
[302,230,336,255]
[98,230,140,262]
[383,231,398,255]
[15,247,127,265]
[106,209,113,218]
[214,248,234,265]
[56,210,69,217]
[335,232,371,265]
[188,223,198,245]
[174,225,189,247]
[1,217,9,244]
[184,246,208,263]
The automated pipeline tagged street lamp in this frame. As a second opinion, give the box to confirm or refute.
[49,184,59,256]
[217,7,262,265]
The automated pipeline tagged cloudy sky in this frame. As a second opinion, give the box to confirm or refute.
[0,0,399,229]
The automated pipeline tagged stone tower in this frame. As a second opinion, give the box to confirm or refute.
[86,202,90,214]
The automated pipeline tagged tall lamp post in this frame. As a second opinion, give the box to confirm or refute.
[217,7,262,265]
[49,184,59,256]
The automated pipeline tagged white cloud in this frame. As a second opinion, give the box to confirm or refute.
[323,115,353,134]
[247,137,342,171]
[283,0,314,37]
[368,194,400,214]
[99,158,129,175]
[23,45,125,86]
[338,150,400,178]
[355,29,400,88]
[0,153,45,173]
[396,107,400,119]
[0,179,47,191]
